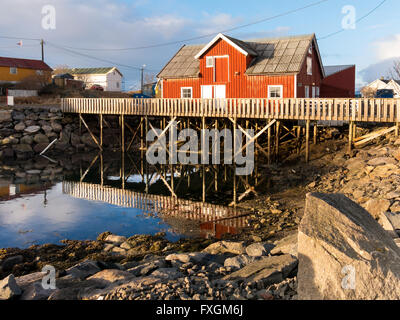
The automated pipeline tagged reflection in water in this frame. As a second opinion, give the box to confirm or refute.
[0,152,259,248]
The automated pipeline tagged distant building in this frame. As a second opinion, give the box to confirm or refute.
[158,33,355,99]
[362,78,400,98]
[0,56,52,84]
[67,67,123,91]
[53,73,84,90]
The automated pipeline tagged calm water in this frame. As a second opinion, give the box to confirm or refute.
[0,154,250,248]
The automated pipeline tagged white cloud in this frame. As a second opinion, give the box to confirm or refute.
[195,12,242,36]
[374,34,400,61]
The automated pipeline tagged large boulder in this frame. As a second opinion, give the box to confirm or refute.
[298,193,400,300]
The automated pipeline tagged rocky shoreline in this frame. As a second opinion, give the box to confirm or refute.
[0,231,298,300]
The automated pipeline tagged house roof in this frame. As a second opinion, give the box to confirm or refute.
[324,65,355,77]
[158,33,324,79]
[0,56,52,71]
[67,67,122,76]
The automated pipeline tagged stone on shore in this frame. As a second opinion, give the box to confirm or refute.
[223,254,298,286]
[298,193,400,300]
[270,233,298,257]
[202,241,246,255]
[0,275,22,300]
[362,198,391,219]
[65,260,101,280]
[224,254,259,269]
[105,234,127,245]
[245,242,275,257]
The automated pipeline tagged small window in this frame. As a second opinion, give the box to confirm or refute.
[307,57,312,75]
[10,67,17,75]
[316,87,320,98]
[116,82,120,88]
[206,56,214,68]
[268,85,283,98]
[36,70,44,76]
[305,86,310,98]
[181,87,192,98]
[312,86,316,98]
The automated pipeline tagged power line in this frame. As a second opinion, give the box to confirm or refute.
[52,0,331,52]
[318,0,387,40]
[0,35,40,41]
[46,41,159,72]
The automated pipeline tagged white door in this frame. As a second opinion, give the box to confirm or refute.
[214,85,226,98]
[201,85,213,99]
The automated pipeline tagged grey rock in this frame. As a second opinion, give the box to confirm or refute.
[224,254,259,269]
[298,192,400,300]
[15,272,44,290]
[24,125,41,134]
[271,233,298,257]
[20,282,55,300]
[105,234,127,245]
[223,255,298,286]
[2,255,23,271]
[0,275,22,300]
[128,259,167,277]
[363,198,391,219]
[33,133,49,144]
[202,241,246,255]
[151,268,183,280]
[87,269,134,285]
[245,242,275,257]
[0,110,12,123]
[20,135,33,145]
[65,260,101,280]
[14,122,26,131]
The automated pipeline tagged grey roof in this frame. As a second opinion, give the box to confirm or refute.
[158,45,203,79]
[67,67,118,75]
[158,34,321,79]
[324,65,354,77]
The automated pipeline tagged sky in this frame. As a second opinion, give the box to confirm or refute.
[0,0,398,91]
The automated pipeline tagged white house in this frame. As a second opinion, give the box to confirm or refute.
[67,67,123,91]
[363,78,400,97]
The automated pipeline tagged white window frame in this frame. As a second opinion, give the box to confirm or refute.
[316,86,320,98]
[307,57,312,76]
[268,85,283,98]
[36,70,44,76]
[305,85,310,98]
[206,56,214,68]
[181,87,193,98]
[10,67,17,75]
[312,86,316,98]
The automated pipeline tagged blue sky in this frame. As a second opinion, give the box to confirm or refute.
[0,0,399,90]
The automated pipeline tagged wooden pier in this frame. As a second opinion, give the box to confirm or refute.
[61,97,400,165]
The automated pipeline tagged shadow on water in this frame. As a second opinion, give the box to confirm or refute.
[0,152,270,248]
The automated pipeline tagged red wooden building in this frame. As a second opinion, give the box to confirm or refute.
[158,33,355,99]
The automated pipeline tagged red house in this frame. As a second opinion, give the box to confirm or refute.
[158,33,355,99]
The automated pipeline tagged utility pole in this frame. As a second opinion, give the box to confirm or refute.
[141,64,146,94]
[41,39,44,61]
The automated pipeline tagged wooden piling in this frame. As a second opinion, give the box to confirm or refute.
[305,119,310,163]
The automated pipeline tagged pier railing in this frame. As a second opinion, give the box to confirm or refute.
[61,98,400,123]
